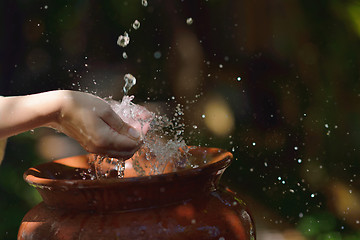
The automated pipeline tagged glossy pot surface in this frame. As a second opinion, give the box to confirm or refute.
[18,147,255,240]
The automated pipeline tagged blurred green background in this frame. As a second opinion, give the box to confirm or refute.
[1,0,360,239]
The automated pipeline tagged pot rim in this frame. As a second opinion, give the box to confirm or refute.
[24,146,233,190]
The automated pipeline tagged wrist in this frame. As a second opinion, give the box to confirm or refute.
[37,90,67,128]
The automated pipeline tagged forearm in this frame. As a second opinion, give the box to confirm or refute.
[0,90,144,159]
[0,91,63,139]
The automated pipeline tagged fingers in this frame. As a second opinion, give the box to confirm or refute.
[84,117,142,159]
[98,106,141,141]
[58,91,144,160]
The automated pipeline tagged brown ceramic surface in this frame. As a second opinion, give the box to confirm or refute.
[18,147,256,240]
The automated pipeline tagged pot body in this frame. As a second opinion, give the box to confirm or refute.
[18,188,255,240]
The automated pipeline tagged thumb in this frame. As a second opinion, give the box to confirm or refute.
[99,107,141,141]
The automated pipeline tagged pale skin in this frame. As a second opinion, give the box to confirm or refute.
[0,90,143,160]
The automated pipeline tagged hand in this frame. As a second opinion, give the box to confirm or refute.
[109,96,153,140]
[51,91,142,159]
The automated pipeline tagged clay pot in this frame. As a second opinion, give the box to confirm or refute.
[18,147,255,240]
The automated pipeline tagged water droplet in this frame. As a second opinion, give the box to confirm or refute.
[252,142,256,146]
[44,5,48,9]
[201,114,206,118]
[294,146,298,150]
[123,73,136,95]
[154,51,162,59]
[237,77,241,81]
[141,0,148,7]
[117,32,130,47]
[297,159,302,163]
[325,123,329,128]
[310,193,315,198]
[219,64,223,68]
[122,52,128,59]
[186,17,193,25]
[193,125,198,129]
[132,20,140,30]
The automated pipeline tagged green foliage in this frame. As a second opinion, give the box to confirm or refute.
[298,212,337,237]
[0,133,44,239]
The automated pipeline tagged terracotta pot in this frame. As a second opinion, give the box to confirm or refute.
[18,147,255,240]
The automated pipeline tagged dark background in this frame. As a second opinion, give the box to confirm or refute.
[1,0,360,239]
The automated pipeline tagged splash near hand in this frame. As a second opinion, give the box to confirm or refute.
[109,95,154,140]
[52,91,144,160]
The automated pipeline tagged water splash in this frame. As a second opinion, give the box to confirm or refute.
[111,97,190,176]
[81,155,126,179]
[186,17,193,25]
[83,96,191,179]
[123,73,137,95]
[116,158,126,178]
[83,95,152,179]
[132,20,140,30]
[133,103,190,175]
[141,0,148,7]
[83,4,192,179]
[117,32,130,47]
